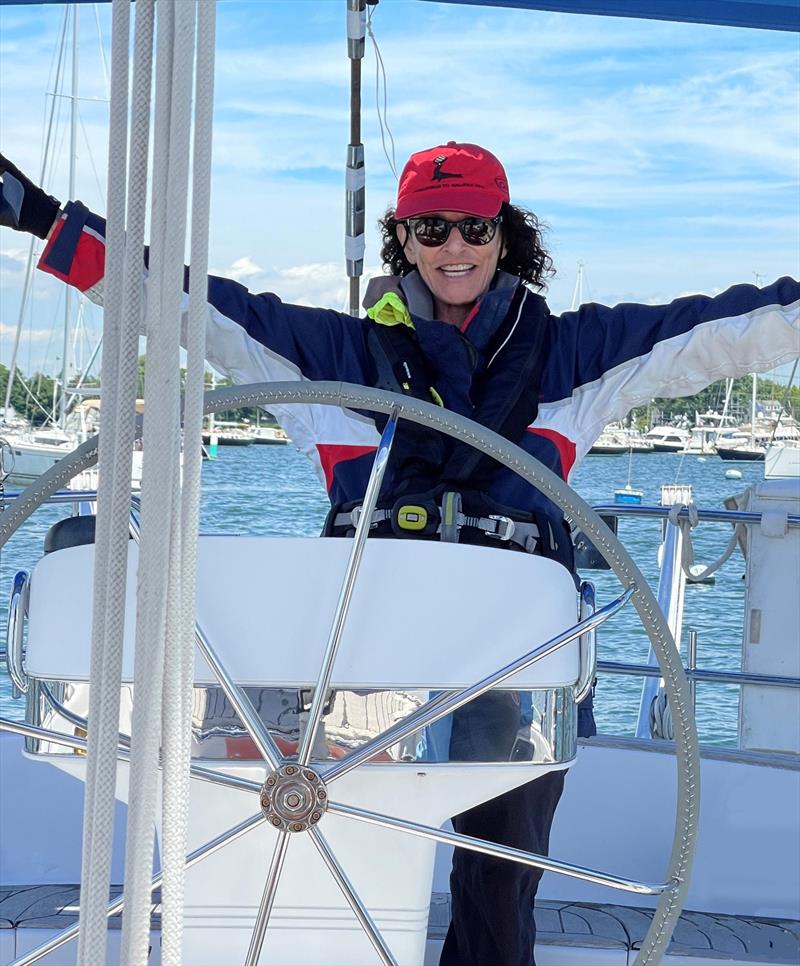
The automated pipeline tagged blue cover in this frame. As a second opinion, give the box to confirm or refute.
[1,0,798,30]
[420,0,799,31]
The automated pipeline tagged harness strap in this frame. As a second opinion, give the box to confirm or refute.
[442,286,550,490]
[331,504,541,554]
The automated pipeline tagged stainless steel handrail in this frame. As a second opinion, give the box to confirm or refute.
[635,514,685,739]
[6,570,30,697]
[1,489,100,506]
[3,493,796,528]
[323,584,635,786]
[0,490,142,509]
[598,659,800,690]
[593,503,800,529]
[38,681,132,748]
[575,580,596,703]
[593,500,800,734]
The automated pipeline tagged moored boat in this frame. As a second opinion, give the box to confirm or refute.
[249,426,290,445]
[716,442,766,461]
[644,425,690,452]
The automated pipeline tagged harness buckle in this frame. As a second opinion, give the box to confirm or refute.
[485,514,516,541]
[389,497,441,538]
[396,504,429,532]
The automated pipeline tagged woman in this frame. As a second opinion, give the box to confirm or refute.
[1,143,798,965]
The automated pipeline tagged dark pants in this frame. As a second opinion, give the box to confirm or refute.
[439,694,566,966]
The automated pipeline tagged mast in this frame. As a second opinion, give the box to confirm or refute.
[2,6,70,422]
[345,0,366,317]
[719,377,734,425]
[747,272,764,449]
[570,261,584,311]
[60,3,79,429]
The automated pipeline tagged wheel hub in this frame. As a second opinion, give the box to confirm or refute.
[260,764,328,832]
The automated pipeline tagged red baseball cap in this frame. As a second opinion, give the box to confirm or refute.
[395,141,510,220]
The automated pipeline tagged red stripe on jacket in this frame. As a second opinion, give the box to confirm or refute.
[316,443,377,491]
[526,427,577,479]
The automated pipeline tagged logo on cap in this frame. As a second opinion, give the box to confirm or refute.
[431,155,463,183]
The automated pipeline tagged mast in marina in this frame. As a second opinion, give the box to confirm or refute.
[60,3,79,429]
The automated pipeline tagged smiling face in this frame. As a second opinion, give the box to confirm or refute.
[396,211,506,327]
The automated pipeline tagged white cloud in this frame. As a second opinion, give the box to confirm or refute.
[0,0,797,374]
[0,247,31,266]
[0,322,52,342]
[215,255,265,282]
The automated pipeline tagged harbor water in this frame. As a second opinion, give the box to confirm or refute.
[0,446,768,745]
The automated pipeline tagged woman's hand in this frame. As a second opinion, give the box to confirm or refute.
[0,154,61,239]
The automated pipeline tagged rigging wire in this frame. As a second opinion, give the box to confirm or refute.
[93,2,111,92]
[767,357,799,447]
[79,108,108,207]
[38,5,70,173]
[3,4,69,421]
[12,370,59,424]
[366,3,398,181]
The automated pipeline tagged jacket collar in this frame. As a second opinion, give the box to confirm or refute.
[362,269,520,359]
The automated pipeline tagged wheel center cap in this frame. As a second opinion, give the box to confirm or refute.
[260,764,328,832]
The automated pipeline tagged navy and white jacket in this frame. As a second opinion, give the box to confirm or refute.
[39,202,800,516]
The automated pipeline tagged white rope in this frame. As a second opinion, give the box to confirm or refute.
[77,0,137,960]
[121,2,197,962]
[160,4,216,962]
[667,501,746,582]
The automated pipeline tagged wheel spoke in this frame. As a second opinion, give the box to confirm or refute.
[245,829,291,966]
[327,799,673,897]
[12,812,265,966]
[0,718,262,796]
[128,512,284,771]
[309,827,397,966]
[189,762,262,794]
[324,584,635,785]
[297,407,400,767]
[192,622,283,771]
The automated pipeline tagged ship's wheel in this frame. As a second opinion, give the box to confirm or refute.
[0,382,699,966]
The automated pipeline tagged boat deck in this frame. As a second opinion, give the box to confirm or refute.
[2,885,798,964]
[430,894,800,962]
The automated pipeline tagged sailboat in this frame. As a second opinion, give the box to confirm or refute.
[716,374,767,461]
[1,6,143,491]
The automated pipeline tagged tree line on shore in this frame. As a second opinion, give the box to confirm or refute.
[0,361,796,430]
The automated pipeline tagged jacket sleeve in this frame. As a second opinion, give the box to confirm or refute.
[37,201,372,386]
[536,276,800,461]
[36,202,381,479]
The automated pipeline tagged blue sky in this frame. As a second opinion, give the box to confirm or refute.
[0,0,798,381]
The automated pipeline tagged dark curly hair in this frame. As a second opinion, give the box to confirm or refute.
[378,203,554,290]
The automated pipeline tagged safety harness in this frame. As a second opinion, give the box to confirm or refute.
[324,281,573,568]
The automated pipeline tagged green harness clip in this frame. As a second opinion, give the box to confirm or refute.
[396,505,429,531]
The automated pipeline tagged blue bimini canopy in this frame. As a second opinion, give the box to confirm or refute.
[2,0,799,28]
[420,0,800,32]
[2,0,798,28]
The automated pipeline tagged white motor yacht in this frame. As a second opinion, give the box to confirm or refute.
[249,426,290,445]
[644,426,691,453]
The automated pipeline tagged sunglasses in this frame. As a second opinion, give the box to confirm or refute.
[405,214,502,248]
